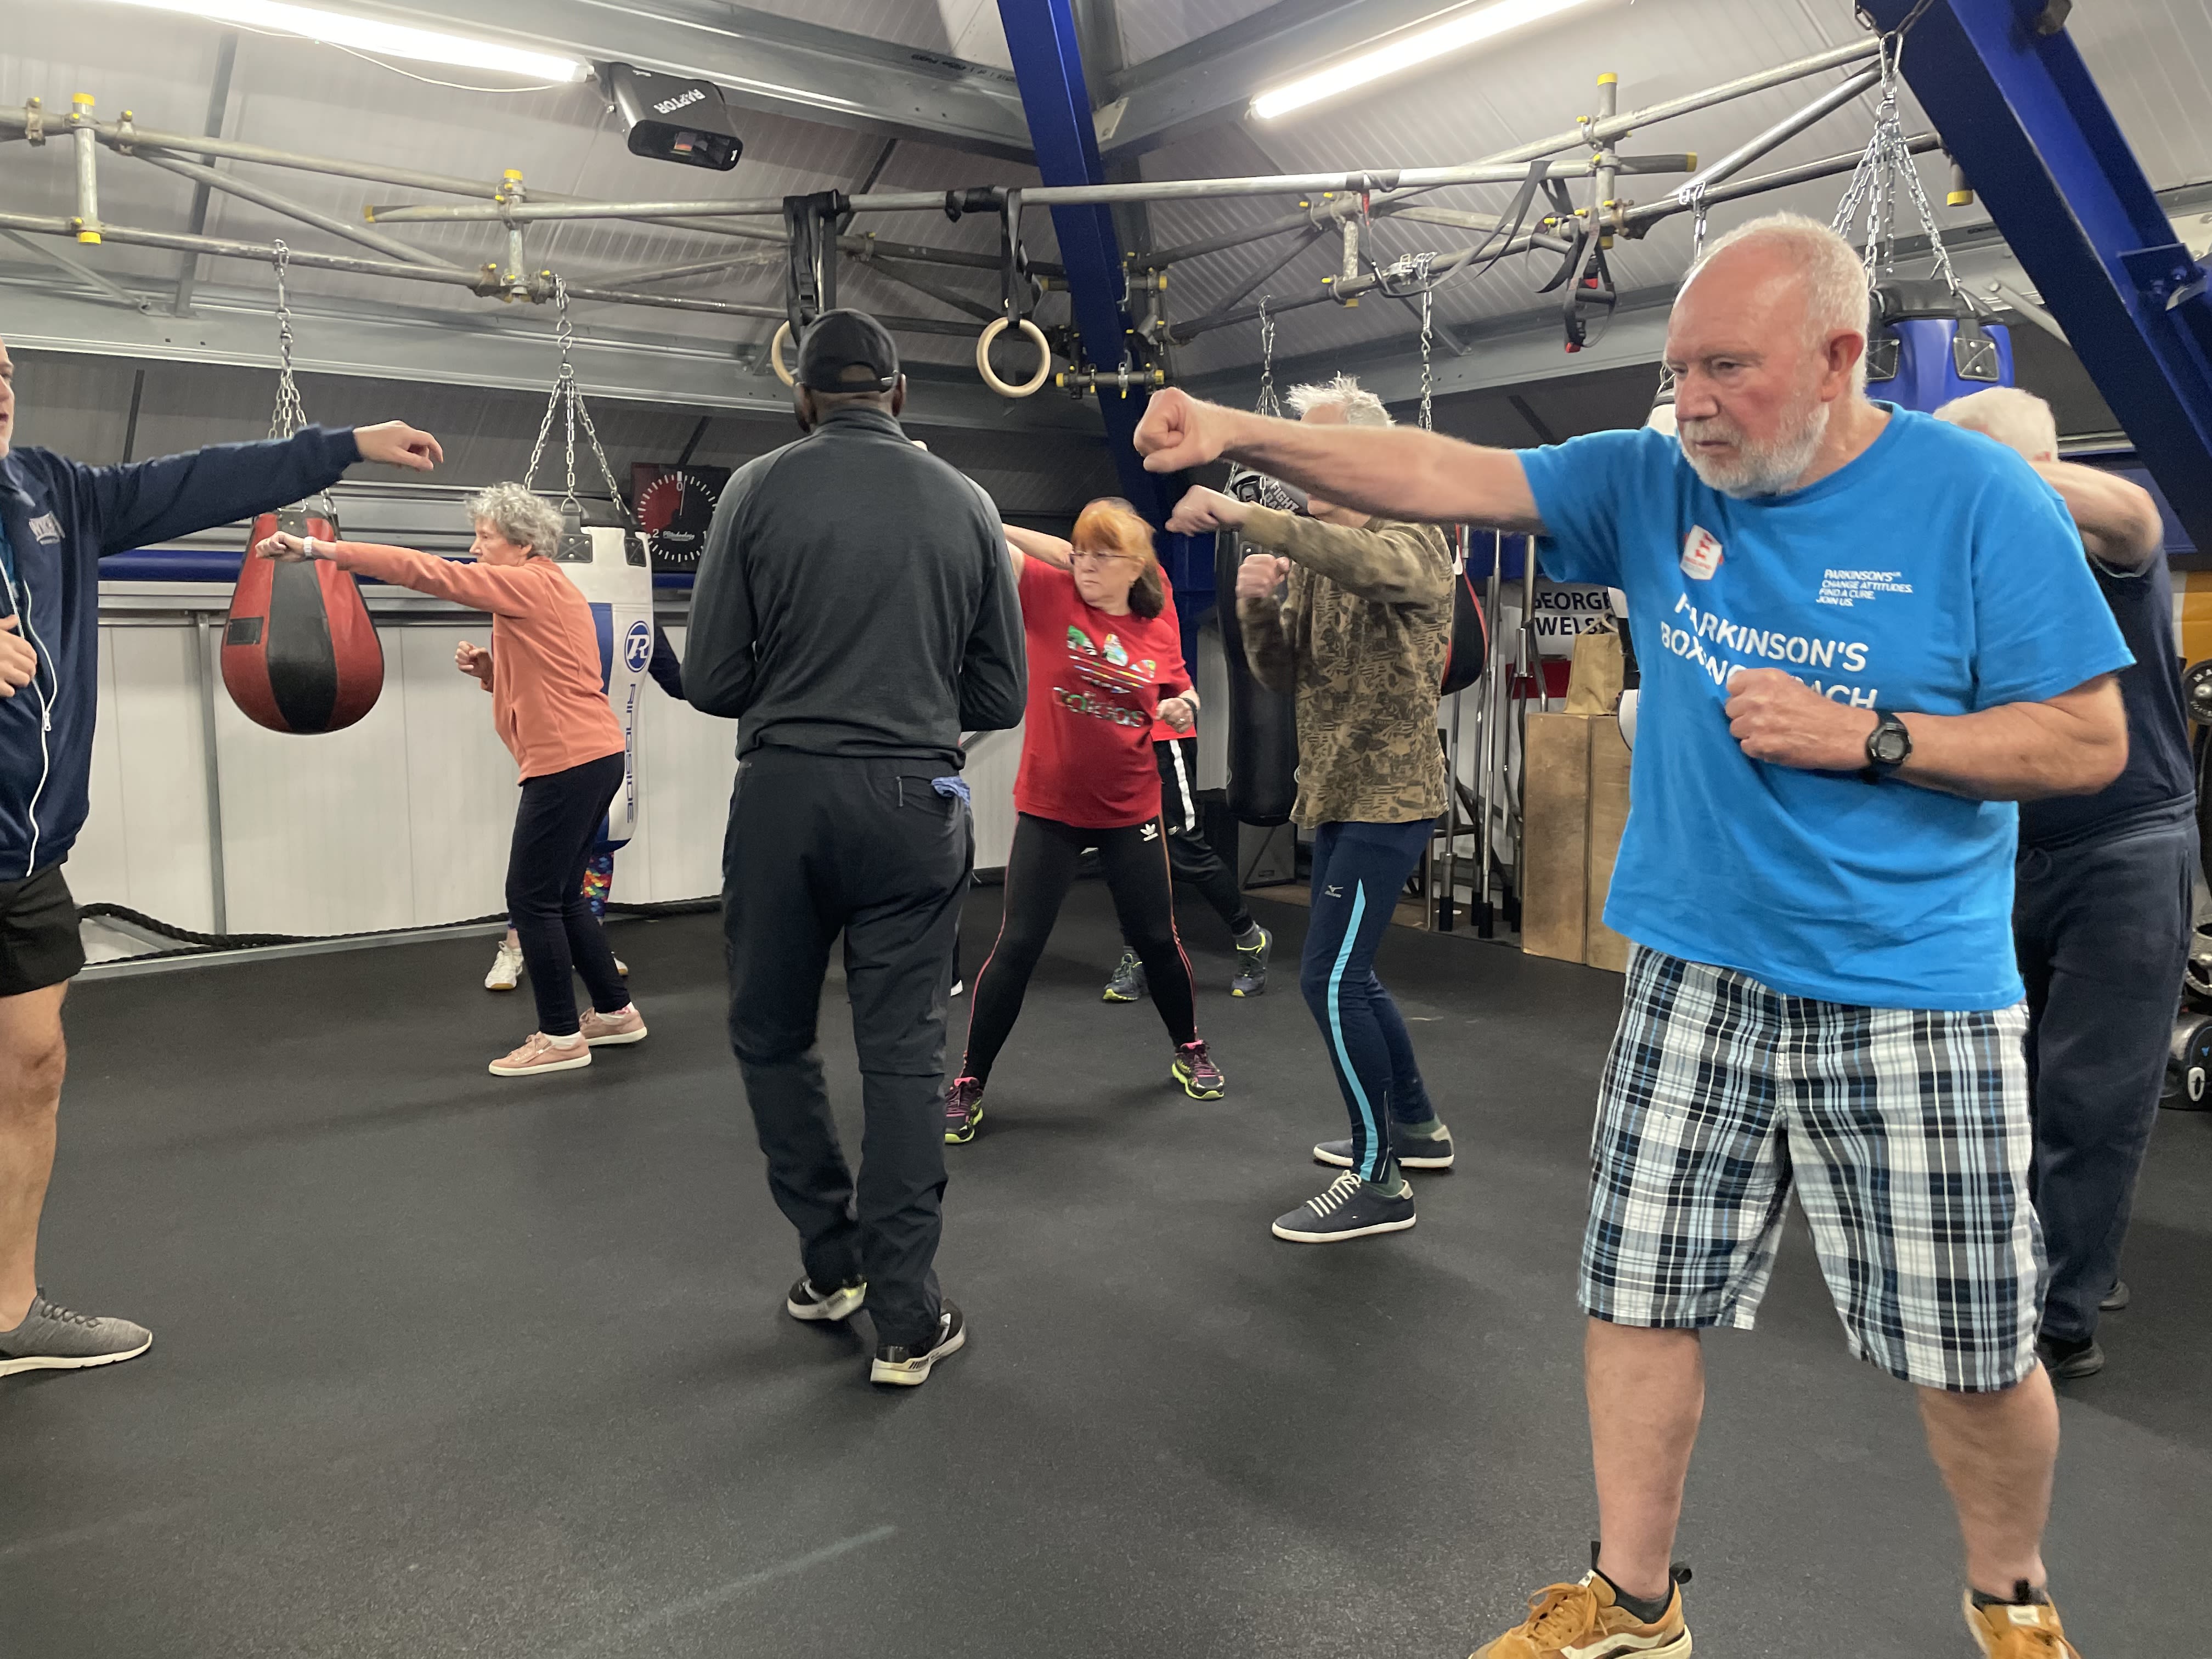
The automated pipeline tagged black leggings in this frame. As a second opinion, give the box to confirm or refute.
[960,813,1198,1086]
[507,751,629,1036]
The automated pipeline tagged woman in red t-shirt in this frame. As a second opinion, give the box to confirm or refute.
[944,499,1226,1143]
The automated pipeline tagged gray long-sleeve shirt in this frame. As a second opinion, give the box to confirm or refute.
[685,405,1026,767]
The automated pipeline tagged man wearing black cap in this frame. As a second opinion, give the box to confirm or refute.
[689,309,1025,1387]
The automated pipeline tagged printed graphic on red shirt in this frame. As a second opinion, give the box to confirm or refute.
[1014,559,1187,828]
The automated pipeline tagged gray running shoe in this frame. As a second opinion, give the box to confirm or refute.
[2100,1279,2130,1312]
[1103,948,1148,1003]
[1271,1171,1417,1244]
[1314,1120,1455,1171]
[0,1293,153,1378]
[1231,926,1272,997]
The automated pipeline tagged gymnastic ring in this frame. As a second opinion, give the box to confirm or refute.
[976,316,1052,398]
[770,320,796,387]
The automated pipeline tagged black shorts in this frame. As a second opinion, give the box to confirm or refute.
[0,865,86,996]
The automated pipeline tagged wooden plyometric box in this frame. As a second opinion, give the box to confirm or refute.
[1521,712,1633,972]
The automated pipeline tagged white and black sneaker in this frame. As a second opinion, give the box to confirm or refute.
[1271,1171,1417,1244]
[1314,1120,1455,1171]
[870,1299,966,1387]
[785,1276,866,1323]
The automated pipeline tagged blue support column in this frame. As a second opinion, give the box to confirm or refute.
[996,0,1214,661]
[1860,0,2212,546]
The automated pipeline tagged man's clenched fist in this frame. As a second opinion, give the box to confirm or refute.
[1237,553,1290,602]
[1133,388,1229,473]
[1724,668,1880,772]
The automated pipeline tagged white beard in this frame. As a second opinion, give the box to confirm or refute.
[1679,398,1831,499]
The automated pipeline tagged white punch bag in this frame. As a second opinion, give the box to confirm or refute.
[556,511,654,851]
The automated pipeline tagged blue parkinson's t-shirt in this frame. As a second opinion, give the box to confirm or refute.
[1519,408,2131,1011]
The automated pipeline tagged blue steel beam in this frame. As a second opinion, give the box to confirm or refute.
[1860,0,2212,548]
[996,0,1214,655]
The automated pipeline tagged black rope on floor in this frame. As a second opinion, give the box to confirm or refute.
[76,896,720,964]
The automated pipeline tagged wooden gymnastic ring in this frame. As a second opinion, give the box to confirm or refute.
[770,320,796,387]
[976,316,1052,398]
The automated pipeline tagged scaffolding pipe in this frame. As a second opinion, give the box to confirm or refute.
[133,148,464,270]
[70,96,100,244]
[1174,134,1942,341]
[1668,66,1882,201]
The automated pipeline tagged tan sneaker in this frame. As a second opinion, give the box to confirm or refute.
[488,1032,592,1077]
[1473,1569,1691,1658]
[1964,1590,2080,1657]
[579,1006,648,1047]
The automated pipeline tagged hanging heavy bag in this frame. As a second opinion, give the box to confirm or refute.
[223,500,385,734]
[1438,528,1490,696]
[1215,517,1299,827]
[221,243,384,735]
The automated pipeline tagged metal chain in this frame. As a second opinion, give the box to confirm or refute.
[1410,250,1437,431]
[1254,296,1280,417]
[267,241,309,441]
[524,276,625,514]
[1830,34,1975,309]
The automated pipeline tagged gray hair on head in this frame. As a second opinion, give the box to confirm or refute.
[1688,212,1874,392]
[1934,386,2059,462]
[465,481,565,557]
[1286,372,1394,427]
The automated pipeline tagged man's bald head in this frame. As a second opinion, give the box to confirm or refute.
[1662,213,1874,497]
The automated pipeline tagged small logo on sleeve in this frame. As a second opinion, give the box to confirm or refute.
[1680,526,1723,581]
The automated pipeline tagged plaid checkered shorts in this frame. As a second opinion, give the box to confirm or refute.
[1581,946,2044,1392]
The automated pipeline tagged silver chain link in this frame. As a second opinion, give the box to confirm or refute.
[267,241,309,441]
[1830,36,1973,309]
[1254,296,1280,417]
[1411,250,1437,431]
[524,276,625,515]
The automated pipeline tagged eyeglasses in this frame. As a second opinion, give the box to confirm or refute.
[1069,548,1136,568]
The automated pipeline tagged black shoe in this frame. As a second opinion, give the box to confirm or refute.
[1231,926,1272,997]
[1314,1120,1454,1171]
[785,1276,866,1323]
[871,1300,966,1387]
[2038,1333,2105,1380]
[1103,949,1148,1003]
[2099,1279,2130,1313]
[1271,1171,1417,1244]
[944,1076,984,1145]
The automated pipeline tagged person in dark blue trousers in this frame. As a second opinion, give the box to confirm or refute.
[1167,374,1457,1244]
[0,334,443,1379]
[1941,388,2191,1381]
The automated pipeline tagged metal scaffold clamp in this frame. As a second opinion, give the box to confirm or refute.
[977,189,1051,398]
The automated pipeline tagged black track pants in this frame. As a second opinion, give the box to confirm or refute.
[961,812,1198,1086]
[506,751,629,1037]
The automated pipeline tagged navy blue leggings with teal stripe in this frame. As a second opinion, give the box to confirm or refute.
[1299,820,1438,1183]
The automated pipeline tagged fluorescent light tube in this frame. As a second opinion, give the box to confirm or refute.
[1252,0,1601,120]
[90,0,589,82]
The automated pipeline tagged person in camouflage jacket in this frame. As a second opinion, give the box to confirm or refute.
[1166,373,1457,1246]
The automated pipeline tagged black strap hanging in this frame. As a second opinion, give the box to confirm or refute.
[783,189,849,339]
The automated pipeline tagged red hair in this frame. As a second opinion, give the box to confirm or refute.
[1071,497,1165,618]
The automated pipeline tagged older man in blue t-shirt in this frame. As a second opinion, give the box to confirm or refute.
[1136,214,2123,1659]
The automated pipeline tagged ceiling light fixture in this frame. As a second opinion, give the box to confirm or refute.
[91,0,589,83]
[1251,0,1603,121]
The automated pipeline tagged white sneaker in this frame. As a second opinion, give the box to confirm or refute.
[484,940,523,991]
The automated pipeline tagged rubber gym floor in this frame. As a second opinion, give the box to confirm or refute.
[5,881,2208,1658]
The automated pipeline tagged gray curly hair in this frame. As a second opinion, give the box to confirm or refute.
[465,481,564,557]
[1286,372,1393,428]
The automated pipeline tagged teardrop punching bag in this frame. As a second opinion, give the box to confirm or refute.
[222,501,385,734]
[1215,523,1300,826]
[557,507,654,853]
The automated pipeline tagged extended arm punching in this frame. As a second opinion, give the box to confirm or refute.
[1135,387,1544,531]
[2033,462,2165,569]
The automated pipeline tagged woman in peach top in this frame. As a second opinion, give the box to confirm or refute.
[258,482,646,1078]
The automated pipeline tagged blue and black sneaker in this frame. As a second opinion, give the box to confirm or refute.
[1271,1170,1417,1244]
[1314,1119,1454,1171]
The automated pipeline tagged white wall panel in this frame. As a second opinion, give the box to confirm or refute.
[396,626,517,925]
[213,629,417,935]
[68,625,218,931]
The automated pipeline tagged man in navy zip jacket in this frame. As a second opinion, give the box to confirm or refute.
[0,337,442,1378]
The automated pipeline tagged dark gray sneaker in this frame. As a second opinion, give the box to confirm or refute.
[871,1299,966,1387]
[785,1277,866,1323]
[1314,1120,1455,1171]
[1103,949,1148,1003]
[0,1293,153,1378]
[2100,1279,2130,1313]
[1271,1171,1417,1243]
[1231,926,1272,997]
[2039,1333,2105,1379]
